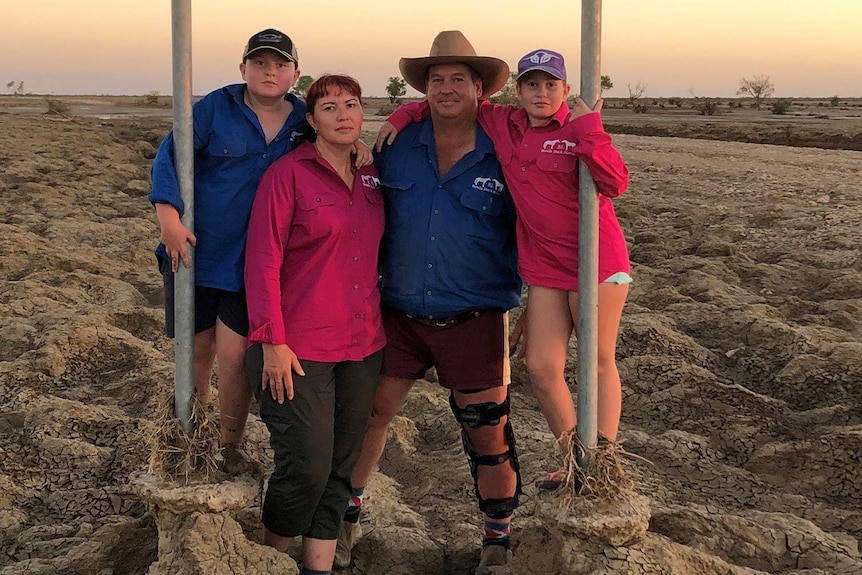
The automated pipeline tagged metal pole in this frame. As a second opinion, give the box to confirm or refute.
[171,0,195,432]
[577,0,601,458]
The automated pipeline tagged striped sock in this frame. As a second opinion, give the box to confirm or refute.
[482,520,511,548]
[344,486,364,523]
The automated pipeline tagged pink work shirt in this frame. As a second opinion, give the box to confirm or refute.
[245,140,386,362]
[390,102,630,291]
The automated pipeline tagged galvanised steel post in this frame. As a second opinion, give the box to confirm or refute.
[171,0,195,432]
[577,0,601,459]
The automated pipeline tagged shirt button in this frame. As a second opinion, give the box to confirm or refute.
[426,290,432,295]
[553,163,558,168]
[262,154,267,159]
[315,197,321,202]
[353,284,359,290]
[353,256,359,262]
[482,206,487,211]
[223,148,228,154]
[438,184,443,189]
[430,236,435,241]
[434,210,439,215]
[523,144,528,148]
[355,313,361,318]
[521,166,527,172]
[349,200,354,205]
[427,263,433,268]
[352,229,357,234]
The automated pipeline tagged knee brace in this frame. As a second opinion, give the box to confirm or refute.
[449,391,522,519]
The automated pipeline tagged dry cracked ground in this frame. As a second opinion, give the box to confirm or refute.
[0,104,860,574]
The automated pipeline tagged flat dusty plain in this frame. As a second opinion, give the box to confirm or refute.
[1,94,861,574]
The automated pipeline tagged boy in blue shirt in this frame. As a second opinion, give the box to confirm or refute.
[149,29,307,471]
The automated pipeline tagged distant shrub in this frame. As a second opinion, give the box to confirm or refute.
[771,100,792,115]
[45,98,70,116]
[830,95,839,107]
[144,90,161,105]
[633,103,650,114]
[667,98,678,106]
[377,103,397,116]
[694,99,718,116]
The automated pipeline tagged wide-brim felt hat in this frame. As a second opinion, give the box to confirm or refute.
[399,30,509,97]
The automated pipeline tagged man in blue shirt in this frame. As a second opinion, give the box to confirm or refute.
[149,29,308,472]
[337,31,522,574]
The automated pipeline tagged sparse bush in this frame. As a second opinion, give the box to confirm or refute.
[830,95,840,107]
[689,89,718,116]
[7,80,24,96]
[600,75,613,95]
[385,76,407,104]
[490,73,519,105]
[291,75,314,98]
[377,103,397,116]
[737,74,774,110]
[144,90,160,105]
[667,98,678,107]
[626,81,647,113]
[45,98,70,116]
[771,99,792,115]
[695,99,718,116]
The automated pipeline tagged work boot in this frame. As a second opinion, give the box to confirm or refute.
[333,520,362,568]
[475,544,512,575]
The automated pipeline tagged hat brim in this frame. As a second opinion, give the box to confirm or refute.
[399,55,509,98]
[244,46,297,64]
[516,65,566,82]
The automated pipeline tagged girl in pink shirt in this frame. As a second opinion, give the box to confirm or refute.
[381,49,630,481]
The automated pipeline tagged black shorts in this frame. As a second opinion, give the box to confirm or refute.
[159,256,249,337]
[246,344,383,539]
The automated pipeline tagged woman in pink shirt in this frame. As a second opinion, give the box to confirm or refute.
[244,74,385,573]
[381,49,630,484]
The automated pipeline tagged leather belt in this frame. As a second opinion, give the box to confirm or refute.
[406,310,481,328]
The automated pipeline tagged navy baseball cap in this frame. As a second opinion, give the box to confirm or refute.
[242,29,298,64]
[516,49,566,81]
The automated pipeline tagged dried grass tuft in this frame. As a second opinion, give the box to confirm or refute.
[556,430,638,510]
[144,384,221,485]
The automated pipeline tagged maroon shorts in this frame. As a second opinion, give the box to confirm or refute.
[381,306,510,392]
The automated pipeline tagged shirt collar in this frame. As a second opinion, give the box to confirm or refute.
[415,117,496,159]
[510,102,570,132]
[292,139,318,161]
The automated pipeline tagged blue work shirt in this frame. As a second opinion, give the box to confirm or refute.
[149,84,309,292]
[376,119,521,318]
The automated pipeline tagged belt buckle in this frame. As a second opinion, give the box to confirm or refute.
[433,319,450,327]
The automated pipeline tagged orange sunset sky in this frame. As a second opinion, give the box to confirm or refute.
[2,0,860,98]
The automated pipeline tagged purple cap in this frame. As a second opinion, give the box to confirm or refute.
[516,49,566,81]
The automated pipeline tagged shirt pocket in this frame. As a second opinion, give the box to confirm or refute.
[537,152,578,174]
[295,192,338,211]
[361,185,385,206]
[293,193,340,238]
[206,136,247,158]
[460,189,504,240]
